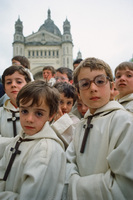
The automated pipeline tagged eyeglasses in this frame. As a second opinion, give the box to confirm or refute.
[78,74,110,90]
[55,77,68,81]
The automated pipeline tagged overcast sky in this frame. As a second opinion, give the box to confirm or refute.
[0,0,133,75]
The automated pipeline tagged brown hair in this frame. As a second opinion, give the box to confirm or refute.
[115,61,133,75]
[43,66,56,76]
[2,65,31,89]
[73,57,113,91]
[16,80,60,117]
[12,56,30,69]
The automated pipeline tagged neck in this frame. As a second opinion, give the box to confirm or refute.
[10,101,18,108]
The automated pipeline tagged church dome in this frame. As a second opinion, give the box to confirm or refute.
[39,9,61,36]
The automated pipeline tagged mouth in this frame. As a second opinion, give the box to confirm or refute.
[24,126,35,130]
[62,110,67,114]
[11,91,18,93]
[119,83,126,87]
[90,97,100,101]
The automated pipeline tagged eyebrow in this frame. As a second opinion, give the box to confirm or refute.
[20,106,47,112]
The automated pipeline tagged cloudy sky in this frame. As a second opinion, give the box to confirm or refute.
[0,0,133,75]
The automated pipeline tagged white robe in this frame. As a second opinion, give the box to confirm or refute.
[51,113,80,147]
[0,122,66,200]
[65,101,133,200]
[118,93,133,113]
[0,99,22,158]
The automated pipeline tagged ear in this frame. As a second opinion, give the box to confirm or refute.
[110,81,114,89]
[77,93,81,100]
[48,113,56,122]
[110,82,115,100]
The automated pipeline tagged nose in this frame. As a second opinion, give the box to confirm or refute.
[119,74,126,81]
[61,103,67,110]
[26,113,34,123]
[89,81,98,91]
[11,81,17,88]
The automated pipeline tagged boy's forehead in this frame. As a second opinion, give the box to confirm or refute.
[43,69,51,73]
[60,93,73,101]
[5,71,25,79]
[20,98,47,107]
[78,68,106,79]
[115,67,133,74]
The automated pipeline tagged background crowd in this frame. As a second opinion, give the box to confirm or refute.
[0,56,133,199]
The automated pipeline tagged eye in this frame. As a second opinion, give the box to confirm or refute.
[127,74,133,78]
[77,103,82,107]
[35,111,43,117]
[95,76,106,85]
[21,109,28,115]
[67,101,73,105]
[115,75,121,79]
[17,80,23,84]
[80,80,89,88]
[96,79,105,84]
[60,100,64,105]
[6,81,12,85]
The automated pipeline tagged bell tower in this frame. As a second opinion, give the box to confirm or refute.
[13,16,24,56]
[61,18,73,69]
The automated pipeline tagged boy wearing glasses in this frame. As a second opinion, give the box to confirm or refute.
[63,57,133,199]
[55,67,73,84]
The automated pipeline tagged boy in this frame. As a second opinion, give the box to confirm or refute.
[64,57,133,199]
[55,67,73,84]
[42,65,56,86]
[75,96,89,118]
[115,61,133,113]
[12,55,34,81]
[73,58,83,70]
[0,80,66,200]
[0,66,31,158]
[0,56,34,107]
[51,82,79,147]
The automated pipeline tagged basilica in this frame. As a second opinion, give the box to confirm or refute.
[12,9,75,79]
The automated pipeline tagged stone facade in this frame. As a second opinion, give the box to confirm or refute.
[12,9,73,79]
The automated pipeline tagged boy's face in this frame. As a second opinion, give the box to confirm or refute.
[115,67,133,98]
[59,93,74,114]
[77,98,89,117]
[43,70,53,81]
[4,71,27,106]
[55,72,69,83]
[78,68,112,114]
[19,99,53,135]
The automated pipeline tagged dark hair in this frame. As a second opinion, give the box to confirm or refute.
[73,58,83,65]
[12,56,30,69]
[16,80,60,117]
[2,65,31,89]
[54,82,77,105]
[115,61,133,75]
[43,66,56,76]
[56,67,73,81]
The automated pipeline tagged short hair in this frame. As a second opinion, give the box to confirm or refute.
[12,56,30,69]
[73,57,113,92]
[73,58,83,66]
[16,80,60,117]
[56,67,73,81]
[43,66,56,76]
[54,82,77,105]
[2,65,31,89]
[115,61,133,75]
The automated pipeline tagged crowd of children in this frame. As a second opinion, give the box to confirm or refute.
[0,56,133,199]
